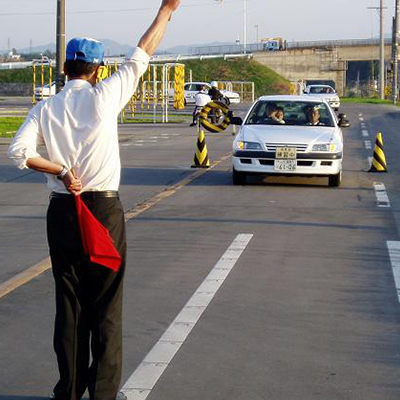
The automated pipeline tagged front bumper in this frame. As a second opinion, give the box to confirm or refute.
[232,150,342,176]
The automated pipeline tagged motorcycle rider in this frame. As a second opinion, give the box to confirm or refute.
[190,85,211,127]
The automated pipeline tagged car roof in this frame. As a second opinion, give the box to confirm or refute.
[185,82,210,85]
[306,84,333,88]
[257,95,330,103]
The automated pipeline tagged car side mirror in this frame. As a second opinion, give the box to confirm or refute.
[230,116,243,125]
[338,113,350,128]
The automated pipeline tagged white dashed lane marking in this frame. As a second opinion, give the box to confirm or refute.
[365,140,372,150]
[122,234,254,400]
[373,182,391,208]
[386,241,400,302]
[362,129,369,137]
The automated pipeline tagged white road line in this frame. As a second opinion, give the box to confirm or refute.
[365,140,372,149]
[359,117,364,121]
[122,233,254,400]
[386,241,400,302]
[368,156,373,166]
[358,113,363,117]
[373,182,391,207]
[362,129,369,137]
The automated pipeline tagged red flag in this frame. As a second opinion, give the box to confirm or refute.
[75,195,122,272]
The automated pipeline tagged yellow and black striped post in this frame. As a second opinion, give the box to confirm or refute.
[191,129,210,168]
[369,132,388,172]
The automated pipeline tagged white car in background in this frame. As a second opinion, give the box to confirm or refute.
[34,81,56,101]
[183,82,240,105]
[231,95,350,187]
[303,84,340,111]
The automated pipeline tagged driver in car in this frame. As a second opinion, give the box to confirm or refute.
[305,105,325,126]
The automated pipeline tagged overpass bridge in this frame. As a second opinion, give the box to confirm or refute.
[191,39,397,96]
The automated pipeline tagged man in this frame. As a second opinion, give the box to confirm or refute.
[7,1,180,399]
[190,85,211,127]
[208,81,223,102]
[305,105,325,126]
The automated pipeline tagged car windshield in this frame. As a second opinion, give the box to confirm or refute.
[245,100,335,127]
[309,86,333,94]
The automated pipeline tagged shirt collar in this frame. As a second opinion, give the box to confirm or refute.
[64,79,93,89]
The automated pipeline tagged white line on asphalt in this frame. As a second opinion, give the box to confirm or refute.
[362,129,369,137]
[122,233,254,400]
[386,241,400,302]
[365,140,372,149]
[373,182,391,207]
[359,113,363,117]
[368,156,373,166]
[359,117,364,121]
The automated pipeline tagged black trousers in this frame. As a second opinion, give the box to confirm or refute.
[47,195,126,400]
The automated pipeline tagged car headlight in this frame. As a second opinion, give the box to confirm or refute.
[312,143,338,152]
[237,141,262,150]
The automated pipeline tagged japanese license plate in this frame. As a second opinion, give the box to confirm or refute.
[274,159,297,171]
[276,147,297,159]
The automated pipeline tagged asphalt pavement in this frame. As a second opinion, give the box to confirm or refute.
[0,101,400,400]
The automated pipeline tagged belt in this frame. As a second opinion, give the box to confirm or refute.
[50,191,119,200]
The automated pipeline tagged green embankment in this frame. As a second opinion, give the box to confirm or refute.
[182,58,290,97]
[1,59,290,97]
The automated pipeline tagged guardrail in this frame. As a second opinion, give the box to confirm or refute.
[189,38,394,56]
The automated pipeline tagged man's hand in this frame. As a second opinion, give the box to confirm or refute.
[138,0,181,56]
[63,169,82,195]
[160,0,181,13]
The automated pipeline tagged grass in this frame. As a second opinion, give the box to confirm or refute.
[181,58,290,97]
[341,97,398,106]
[0,117,24,137]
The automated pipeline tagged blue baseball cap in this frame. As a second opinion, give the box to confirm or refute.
[66,37,104,64]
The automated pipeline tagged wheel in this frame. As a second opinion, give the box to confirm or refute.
[328,171,342,187]
[233,168,247,185]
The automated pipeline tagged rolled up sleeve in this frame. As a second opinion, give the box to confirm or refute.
[7,110,43,170]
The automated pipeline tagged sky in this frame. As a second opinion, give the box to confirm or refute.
[0,0,397,52]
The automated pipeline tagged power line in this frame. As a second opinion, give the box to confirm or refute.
[0,1,239,17]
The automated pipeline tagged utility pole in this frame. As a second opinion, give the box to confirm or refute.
[56,0,66,93]
[255,24,259,44]
[393,0,399,103]
[243,0,247,54]
[379,0,385,99]
[368,1,387,99]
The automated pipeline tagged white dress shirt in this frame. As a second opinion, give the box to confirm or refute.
[7,47,150,193]
[195,91,211,107]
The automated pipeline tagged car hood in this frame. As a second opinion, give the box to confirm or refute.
[239,125,337,146]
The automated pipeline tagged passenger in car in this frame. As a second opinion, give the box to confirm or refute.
[271,106,285,124]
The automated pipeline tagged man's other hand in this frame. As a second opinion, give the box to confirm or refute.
[63,169,82,195]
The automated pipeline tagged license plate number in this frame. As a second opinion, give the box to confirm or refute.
[276,147,296,159]
[274,159,297,171]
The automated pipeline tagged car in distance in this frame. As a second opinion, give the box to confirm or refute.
[183,82,240,105]
[34,81,56,101]
[303,84,340,111]
[232,95,349,187]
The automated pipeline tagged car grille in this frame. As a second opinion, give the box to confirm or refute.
[265,143,308,153]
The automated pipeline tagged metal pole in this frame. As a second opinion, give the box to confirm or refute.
[379,0,385,99]
[393,0,399,103]
[243,0,247,54]
[255,24,259,43]
[56,0,66,93]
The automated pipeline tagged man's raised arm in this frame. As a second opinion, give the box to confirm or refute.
[138,0,181,56]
